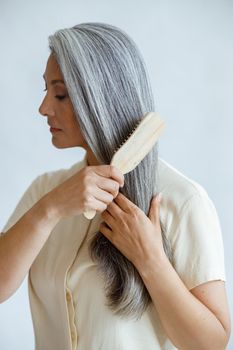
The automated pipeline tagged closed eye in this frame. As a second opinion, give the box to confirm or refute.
[55,95,66,100]
[43,88,67,100]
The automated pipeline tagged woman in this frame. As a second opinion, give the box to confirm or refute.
[0,23,231,349]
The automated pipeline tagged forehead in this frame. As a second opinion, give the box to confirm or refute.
[43,54,62,79]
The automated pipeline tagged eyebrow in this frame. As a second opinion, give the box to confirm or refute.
[43,74,65,85]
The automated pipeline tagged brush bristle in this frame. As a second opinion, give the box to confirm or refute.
[113,120,141,154]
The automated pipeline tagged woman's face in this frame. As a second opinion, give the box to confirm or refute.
[39,54,88,150]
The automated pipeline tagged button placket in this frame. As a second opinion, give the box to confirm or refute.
[63,215,97,349]
[65,286,78,349]
[66,290,71,302]
[70,328,77,349]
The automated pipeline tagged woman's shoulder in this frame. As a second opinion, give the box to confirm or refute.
[158,156,209,205]
[157,157,215,236]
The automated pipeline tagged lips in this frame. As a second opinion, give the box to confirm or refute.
[48,123,62,130]
[50,127,62,132]
[47,122,62,130]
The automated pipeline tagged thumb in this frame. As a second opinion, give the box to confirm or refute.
[148,193,162,224]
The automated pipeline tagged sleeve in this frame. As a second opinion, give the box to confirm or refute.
[171,191,226,290]
[1,174,45,234]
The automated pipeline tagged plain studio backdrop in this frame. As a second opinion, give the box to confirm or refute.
[0,0,232,349]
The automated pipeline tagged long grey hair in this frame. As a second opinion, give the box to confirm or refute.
[48,22,173,320]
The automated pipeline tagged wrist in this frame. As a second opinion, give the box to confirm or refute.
[39,191,62,224]
[135,250,170,282]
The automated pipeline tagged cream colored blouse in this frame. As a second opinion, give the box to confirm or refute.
[2,154,226,350]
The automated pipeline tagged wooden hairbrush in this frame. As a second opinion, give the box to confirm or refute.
[83,112,166,219]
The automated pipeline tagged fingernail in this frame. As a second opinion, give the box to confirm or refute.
[157,192,162,203]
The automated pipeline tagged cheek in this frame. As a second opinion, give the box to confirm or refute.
[58,105,77,128]
[74,127,86,141]
[68,116,86,141]
[58,102,87,141]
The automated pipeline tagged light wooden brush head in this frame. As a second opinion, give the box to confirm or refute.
[83,112,166,219]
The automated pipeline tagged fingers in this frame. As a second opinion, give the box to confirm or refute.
[99,221,112,240]
[113,192,137,213]
[105,199,122,217]
[148,193,162,225]
[94,187,114,205]
[92,164,124,188]
[101,210,115,228]
[81,165,124,215]
[96,201,108,213]
[85,197,108,213]
[97,177,120,198]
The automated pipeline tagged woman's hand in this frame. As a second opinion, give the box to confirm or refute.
[99,192,164,270]
[45,165,124,219]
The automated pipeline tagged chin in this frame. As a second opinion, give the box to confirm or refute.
[51,139,81,149]
[54,145,68,149]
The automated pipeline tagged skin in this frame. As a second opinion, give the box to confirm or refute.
[39,53,100,167]
[100,193,231,349]
[39,54,231,349]
[0,54,123,306]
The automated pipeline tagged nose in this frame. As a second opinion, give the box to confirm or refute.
[38,95,55,117]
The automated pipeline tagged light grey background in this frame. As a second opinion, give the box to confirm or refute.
[0,0,232,349]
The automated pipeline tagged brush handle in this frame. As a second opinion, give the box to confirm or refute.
[83,209,96,219]
[83,112,165,220]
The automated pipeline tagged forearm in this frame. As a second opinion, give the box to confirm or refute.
[0,193,60,302]
[136,253,228,350]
